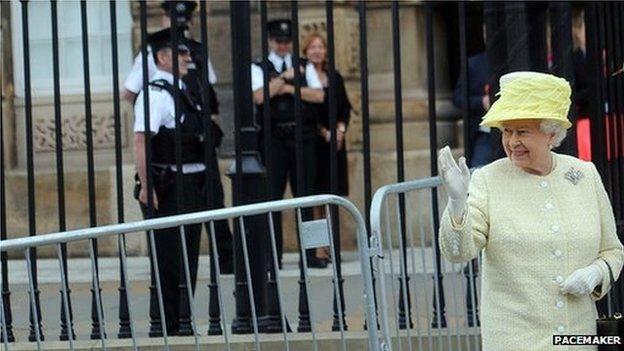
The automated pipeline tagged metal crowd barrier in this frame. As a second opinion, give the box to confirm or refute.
[370,175,482,351]
[0,195,382,351]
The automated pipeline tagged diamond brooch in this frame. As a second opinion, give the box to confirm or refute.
[564,167,584,185]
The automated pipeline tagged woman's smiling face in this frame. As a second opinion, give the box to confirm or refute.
[305,37,326,65]
[501,119,555,174]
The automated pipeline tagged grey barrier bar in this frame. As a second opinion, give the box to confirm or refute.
[371,175,484,351]
[325,204,347,351]
[296,209,319,351]
[88,238,107,350]
[404,196,423,351]
[208,221,231,350]
[238,217,261,350]
[427,191,450,351]
[414,192,433,350]
[382,200,400,351]
[178,225,201,349]
[267,212,290,350]
[394,197,412,350]
[1,195,383,351]
[0,282,8,349]
[19,0,44,342]
[56,244,75,350]
[24,250,42,348]
[50,0,74,341]
[116,235,137,350]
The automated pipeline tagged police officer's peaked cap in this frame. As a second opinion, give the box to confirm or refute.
[267,19,292,40]
[148,27,190,54]
[161,1,197,25]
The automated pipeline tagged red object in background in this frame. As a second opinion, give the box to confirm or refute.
[577,117,592,161]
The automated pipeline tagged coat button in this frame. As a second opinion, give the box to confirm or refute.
[545,203,554,210]
[556,300,564,308]
[557,325,565,333]
[554,250,563,258]
[551,225,560,233]
[540,181,548,188]
[555,276,564,284]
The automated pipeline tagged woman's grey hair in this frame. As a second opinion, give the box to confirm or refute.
[540,120,567,148]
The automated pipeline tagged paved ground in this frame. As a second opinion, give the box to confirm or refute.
[2,249,481,346]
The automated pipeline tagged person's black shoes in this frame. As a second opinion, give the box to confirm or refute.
[307,255,328,269]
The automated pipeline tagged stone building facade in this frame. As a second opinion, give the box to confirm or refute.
[1,1,460,258]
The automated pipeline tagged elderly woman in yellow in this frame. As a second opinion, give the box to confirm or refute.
[438,71,624,351]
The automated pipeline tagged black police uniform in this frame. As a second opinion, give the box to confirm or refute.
[252,57,317,265]
[136,78,208,336]
[133,27,212,336]
[161,0,234,272]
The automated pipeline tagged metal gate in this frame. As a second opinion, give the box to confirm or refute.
[370,175,481,351]
[0,195,382,351]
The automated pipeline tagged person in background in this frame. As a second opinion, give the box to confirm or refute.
[250,19,325,267]
[453,50,492,168]
[124,0,233,273]
[438,71,623,350]
[302,32,352,268]
[133,27,206,336]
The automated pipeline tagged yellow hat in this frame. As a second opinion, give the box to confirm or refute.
[480,71,572,129]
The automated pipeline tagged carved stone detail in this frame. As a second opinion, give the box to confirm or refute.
[33,114,126,152]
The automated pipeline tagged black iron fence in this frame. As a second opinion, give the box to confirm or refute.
[0,0,622,346]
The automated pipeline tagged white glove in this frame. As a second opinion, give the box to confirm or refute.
[438,146,471,221]
[560,263,603,297]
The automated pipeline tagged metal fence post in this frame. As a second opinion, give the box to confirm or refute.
[227,0,268,334]
[390,0,412,330]
[19,0,44,341]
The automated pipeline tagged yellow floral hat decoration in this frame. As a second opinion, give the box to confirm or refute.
[480,71,572,129]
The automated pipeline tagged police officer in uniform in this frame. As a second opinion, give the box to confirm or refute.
[133,27,208,335]
[250,19,325,266]
[125,0,233,273]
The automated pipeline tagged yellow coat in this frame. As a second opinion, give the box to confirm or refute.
[439,153,624,351]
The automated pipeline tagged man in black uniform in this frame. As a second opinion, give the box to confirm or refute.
[133,27,211,336]
[250,19,325,266]
[126,0,233,273]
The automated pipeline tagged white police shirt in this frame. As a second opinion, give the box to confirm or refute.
[133,69,206,174]
[124,46,217,94]
[250,51,323,92]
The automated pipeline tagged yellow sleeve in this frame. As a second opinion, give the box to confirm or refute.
[439,168,489,263]
[589,163,624,300]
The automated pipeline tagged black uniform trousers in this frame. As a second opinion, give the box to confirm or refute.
[139,169,205,334]
[261,134,316,266]
[203,148,233,272]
